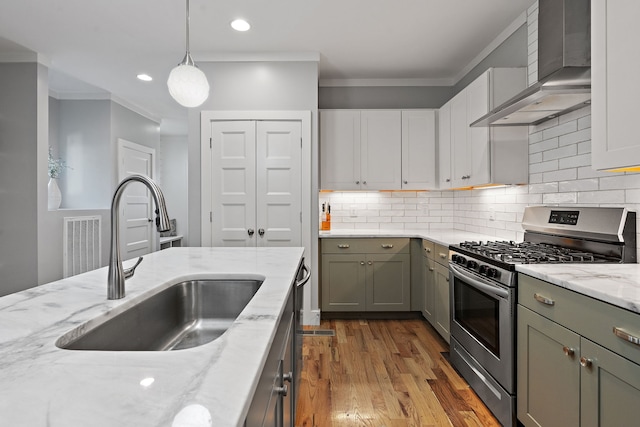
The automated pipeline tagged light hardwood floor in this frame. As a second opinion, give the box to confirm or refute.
[295,319,500,427]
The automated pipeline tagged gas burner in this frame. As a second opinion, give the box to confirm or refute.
[455,240,609,265]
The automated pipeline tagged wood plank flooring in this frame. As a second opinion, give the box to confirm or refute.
[295,319,500,427]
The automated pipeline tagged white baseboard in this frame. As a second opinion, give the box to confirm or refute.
[302,309,321,326]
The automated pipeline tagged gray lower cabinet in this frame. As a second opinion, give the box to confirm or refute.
[246,291,294,427]
[422,240,450,343]
[517,273,640,427]
[321,238,411,312]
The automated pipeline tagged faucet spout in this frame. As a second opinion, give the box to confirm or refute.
[108,174,170,300]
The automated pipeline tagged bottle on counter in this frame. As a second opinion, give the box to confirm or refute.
[326,204,331,230]
[321,203,330,230]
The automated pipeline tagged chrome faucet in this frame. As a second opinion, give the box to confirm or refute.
[108,174,171,300]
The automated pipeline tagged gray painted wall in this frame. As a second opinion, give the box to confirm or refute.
[0,62,40,296]
[187,60,319,246]
[319,86,453,109]
[57,99,111,209]
[159,135,189,246]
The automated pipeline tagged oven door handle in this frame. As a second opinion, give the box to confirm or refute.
[449,263,509,300]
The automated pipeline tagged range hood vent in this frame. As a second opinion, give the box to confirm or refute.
[472,0,591,127]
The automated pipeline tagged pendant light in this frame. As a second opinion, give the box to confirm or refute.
[167,0,210,108]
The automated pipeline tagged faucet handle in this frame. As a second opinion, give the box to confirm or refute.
[123,257,143,280]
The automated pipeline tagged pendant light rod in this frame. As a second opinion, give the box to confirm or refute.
[180,0,195,66]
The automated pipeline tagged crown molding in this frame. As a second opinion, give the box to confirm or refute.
[319,78,454,87]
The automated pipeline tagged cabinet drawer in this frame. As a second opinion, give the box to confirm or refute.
[519,273,640,365]
[434,244,449,266]
[422,239,435,259]
[321,238,409,254]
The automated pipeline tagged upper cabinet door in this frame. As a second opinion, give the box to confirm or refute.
[592,0,640,171]
[450,90,470,188]
[401,110,436,190]
[466,70,491,187]
[438,102,452,189]
[320,110,361,190]
[360,110,402,190]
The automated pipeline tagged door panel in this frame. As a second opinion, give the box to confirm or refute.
[118,140,154,261]
[366,253,410,311]
[211,121,256,247]
[256,121,302,247]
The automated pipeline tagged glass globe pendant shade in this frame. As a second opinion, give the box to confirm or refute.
[167,61,210,108]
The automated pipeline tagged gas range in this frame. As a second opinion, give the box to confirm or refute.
[448,206,636,427]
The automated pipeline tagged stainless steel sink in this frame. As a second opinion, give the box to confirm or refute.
[56,279,263,351]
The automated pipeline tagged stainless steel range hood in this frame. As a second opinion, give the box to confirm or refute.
[471,0,591,127]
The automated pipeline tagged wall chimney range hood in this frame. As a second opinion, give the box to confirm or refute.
[471,0,591,127]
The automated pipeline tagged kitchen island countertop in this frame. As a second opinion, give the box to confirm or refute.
[0,247,304,427]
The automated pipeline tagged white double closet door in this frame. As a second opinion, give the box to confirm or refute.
[210,120,302,247]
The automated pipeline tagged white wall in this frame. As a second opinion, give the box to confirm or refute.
[159,135,189,245]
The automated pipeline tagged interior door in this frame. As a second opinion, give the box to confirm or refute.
[256,121,302,247]
[117,139,155,260]
[210,121,257,247]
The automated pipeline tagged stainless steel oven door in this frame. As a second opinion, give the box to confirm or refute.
[449,262,515,393]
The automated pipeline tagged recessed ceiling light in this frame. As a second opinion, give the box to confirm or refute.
[137,74,153,82]
[231,19,251,32]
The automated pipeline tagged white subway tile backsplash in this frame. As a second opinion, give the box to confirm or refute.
[577,190,626,204]
[558,178,599,192]
[542,121,578,139]
[543,144,577,161]
[543,168,577,183]
[530,137,559,154]
[530,160,559,174]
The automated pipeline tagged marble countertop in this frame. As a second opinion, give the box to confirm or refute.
[0,247,304,427]
[516,264,640,314]
[318,228,499,247]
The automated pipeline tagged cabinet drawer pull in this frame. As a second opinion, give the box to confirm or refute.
[562,346,575,357]
[425,248,431,253]
[381,244,394,249]
[439,253,447,259]
[360,261,365,265]
[275,384,288,396]
[368,261,372,265]
[534,293,555,306]
[429,267,434,272]
[613,327,640,346]
[580,357,592,368]
[337,244,350,249]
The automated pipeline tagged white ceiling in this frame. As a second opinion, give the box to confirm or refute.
[0,0,534,134]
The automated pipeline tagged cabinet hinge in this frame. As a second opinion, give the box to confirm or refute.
[210,211,213,222]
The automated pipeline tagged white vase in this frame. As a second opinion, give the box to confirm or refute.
[48,177,62,210]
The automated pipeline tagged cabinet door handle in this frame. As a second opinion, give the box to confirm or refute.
[247,228,255,237]
[356,180,360,185]
[381,244,394,249]
[580,357,592,368]
[337,244,350,249]
[367,261,372,265]
[534,293,555,306]
[283,372,293,383]
[363,181,367,185]
[258,228,265,237]
[613,327,640,346]
[403,180,408,184]
[445,178,451,182]
[425,248,431,253]
[360,261,365,265]
[275,384,288,396]
[439,253,447,259]
[429,267,434,272]
[562,346,575,357]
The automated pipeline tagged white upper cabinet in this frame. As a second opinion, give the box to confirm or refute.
[438,68,529,189]
[321,109,436,190]
[360,110,402,190]
[320,110,361,190]
[592,0,640,171]
[401,110,437,190]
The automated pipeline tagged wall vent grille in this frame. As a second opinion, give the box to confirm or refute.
[63,216,102,278]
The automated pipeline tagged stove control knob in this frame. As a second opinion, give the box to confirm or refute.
[487,268,500,279]
[479,265,489,275]
[456,256,466,265]
[467,260,478,270]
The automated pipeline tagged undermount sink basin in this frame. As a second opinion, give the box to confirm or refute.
[56,278,263,351]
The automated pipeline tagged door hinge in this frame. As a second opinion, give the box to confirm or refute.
[210,211,213,222]
[209,137,212,149]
